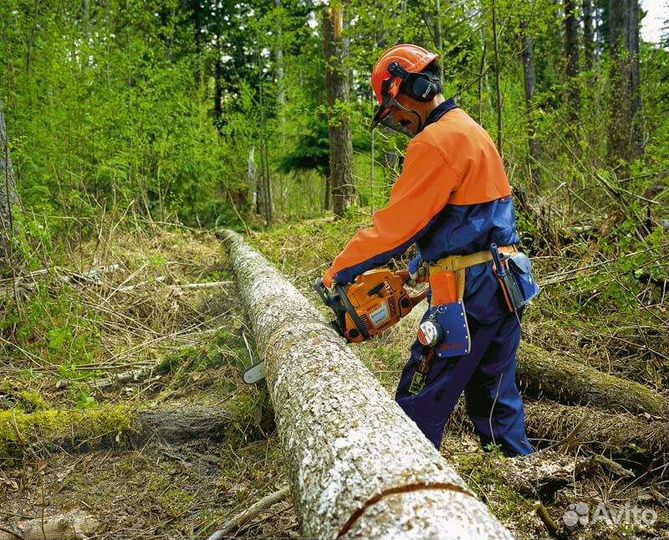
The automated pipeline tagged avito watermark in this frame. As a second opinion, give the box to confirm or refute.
[562,502,657,529]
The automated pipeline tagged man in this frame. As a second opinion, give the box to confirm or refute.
[322,44,536,457]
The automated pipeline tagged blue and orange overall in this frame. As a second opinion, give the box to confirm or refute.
[323,100,534,456]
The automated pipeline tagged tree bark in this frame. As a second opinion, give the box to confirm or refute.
[491,0,503,157]
[323,3,355,218]
[516,342,668,418]
[433,0,444,88]
[223,230,515,540]
[520,21,541,189]
[564,0,581,123]
[213,34,223,130]
[607,0,643,169]
[192,0,204,85]
[524,400,668,465]
[582,0,595,70]
[0,98,19,272]
[275,0,286,108]
[257,49,274,225]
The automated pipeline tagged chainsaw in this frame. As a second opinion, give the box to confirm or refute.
[314,268,427,343]
[243,268,427,384]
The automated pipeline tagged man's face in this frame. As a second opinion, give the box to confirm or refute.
[387,94,424,136]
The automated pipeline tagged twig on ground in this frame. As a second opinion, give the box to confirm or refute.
[533,501,564,539]
[206,486,290,540]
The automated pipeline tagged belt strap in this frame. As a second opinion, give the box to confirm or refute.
[429,245,518,300]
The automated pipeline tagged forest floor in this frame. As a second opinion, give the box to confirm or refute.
[1,215,667,539]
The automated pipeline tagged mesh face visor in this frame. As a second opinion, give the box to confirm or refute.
[371,95,420,137]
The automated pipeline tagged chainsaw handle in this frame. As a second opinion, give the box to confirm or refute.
[409,289,428,308]
[396,270,429,308]
[314,277,330,306]
[397,269,429,284]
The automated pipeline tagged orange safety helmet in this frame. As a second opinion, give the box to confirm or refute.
[370,44,439,135]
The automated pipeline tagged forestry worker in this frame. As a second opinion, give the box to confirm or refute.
[322,44,540,457]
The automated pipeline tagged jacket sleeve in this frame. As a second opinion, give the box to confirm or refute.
[323,138,459,288]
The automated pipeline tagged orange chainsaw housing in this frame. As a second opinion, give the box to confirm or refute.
[342,268,426,343]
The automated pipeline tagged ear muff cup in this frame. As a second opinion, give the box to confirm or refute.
[386,61,439,103]
[406,74,439,102]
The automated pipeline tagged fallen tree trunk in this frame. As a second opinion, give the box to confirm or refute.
[224,230,514,540]
[397,304,667,419]
[517,342,668,418]
[524,400,668,467]
[0,404,233,459]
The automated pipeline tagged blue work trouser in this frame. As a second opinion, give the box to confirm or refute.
[395,310,534,457]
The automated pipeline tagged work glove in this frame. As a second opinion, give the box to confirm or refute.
[408,254,427,285]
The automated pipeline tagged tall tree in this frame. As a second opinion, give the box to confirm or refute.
[491,0,503,156]
[607,0,643,169]
[0,98,19,271]
[564,0,580,123]
[520,20,541,189]
[323,2,355,218]
[582,0,595,69]
[257,46,274,225]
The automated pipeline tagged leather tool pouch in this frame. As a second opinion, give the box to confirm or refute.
[427,270,471,358]
[503,252,540,311]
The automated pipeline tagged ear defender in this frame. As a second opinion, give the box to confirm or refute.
[387,62,439,102]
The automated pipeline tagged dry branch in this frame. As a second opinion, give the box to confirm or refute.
[517,342,668,418]
[0,263,122,300]
[0,510,99,540]
[224,230,515,540]
[206,485,290,540]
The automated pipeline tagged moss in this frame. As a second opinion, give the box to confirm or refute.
[0,404,135,459]
[158,328,247,379]
[17,390,49,412]
[454,452,537,528]
[225,387,272,444]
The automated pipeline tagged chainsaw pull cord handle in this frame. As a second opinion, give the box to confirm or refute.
[335,283,371,341]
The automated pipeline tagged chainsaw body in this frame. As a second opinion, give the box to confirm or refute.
[315,268,427,343]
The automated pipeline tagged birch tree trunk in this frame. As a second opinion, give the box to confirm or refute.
[224,230,514,540]
[0,98,19,270]
[323,2,355,218]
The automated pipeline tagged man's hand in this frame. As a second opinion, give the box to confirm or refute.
[323,267,336,289]
[408,254,427,285]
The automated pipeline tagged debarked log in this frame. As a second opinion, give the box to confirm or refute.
[0,510,100,540]
[517,342,668,419]
[224,230,515,540]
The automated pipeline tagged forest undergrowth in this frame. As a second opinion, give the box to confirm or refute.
[0,219,298,539]
[0,195,667,539]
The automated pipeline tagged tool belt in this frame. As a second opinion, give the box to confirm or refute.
[416,244,538,365]
[428,245,518,301]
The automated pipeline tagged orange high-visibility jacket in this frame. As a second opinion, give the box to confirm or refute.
[323,102,514,290]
